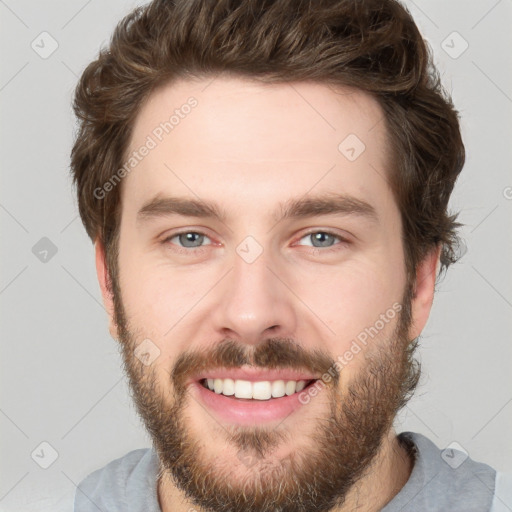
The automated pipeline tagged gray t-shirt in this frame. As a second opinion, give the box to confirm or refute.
[74,431,499,511]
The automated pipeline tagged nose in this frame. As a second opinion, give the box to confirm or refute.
[211,246,298,346]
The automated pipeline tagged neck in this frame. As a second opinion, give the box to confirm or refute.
[337,429,413,511]
[158,429,413,512]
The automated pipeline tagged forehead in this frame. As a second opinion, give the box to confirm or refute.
[122,76,393,222]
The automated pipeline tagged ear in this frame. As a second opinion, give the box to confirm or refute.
[408,244,442,340]
[95,238,119,340]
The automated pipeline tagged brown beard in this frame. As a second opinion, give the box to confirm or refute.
[111,275,418,512]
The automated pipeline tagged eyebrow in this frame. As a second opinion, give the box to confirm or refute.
[136,193,378,226]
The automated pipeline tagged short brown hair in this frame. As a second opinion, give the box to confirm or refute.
[70,0,464,290]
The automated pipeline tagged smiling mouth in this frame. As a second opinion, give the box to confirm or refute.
[199,378,318,400]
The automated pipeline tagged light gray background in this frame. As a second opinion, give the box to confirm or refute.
[1,1,511,510]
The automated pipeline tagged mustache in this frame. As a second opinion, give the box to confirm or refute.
[171,338,339,392]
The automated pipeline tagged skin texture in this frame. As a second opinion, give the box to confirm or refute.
[95,77,440,511]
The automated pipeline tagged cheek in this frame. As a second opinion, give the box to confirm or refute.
[289,254,405,373]
[121,252,403,330]
[117,262,189,386]
[118,245,214,356]
[297,260,401,330]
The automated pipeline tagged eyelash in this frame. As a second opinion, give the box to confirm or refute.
[161,229,350,255]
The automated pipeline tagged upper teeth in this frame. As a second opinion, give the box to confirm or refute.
[205,378,308,400]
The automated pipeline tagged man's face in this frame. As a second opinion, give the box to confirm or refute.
[101,77,428,511]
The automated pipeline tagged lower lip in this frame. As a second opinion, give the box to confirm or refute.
[190,380,318,426]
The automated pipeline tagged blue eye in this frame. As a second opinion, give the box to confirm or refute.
[297,231,345,249]
[165,232,212,249]
[162,230,348,255]
[300,231,349,252]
